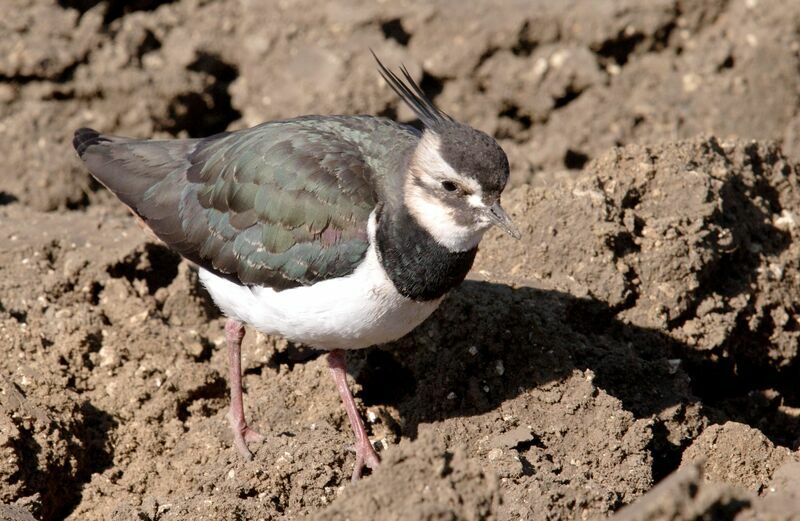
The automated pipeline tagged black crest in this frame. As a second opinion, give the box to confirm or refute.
[372,51,453,129]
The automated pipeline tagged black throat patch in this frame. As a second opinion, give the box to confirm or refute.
[375,206,477,301]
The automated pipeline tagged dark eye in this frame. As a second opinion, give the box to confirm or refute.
[441,181,458,192]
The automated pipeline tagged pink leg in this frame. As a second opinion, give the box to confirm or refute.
[225,318,263,460]
[327,349,380,481]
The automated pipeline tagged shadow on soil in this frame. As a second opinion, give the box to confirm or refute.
[351,278,799,481]
[16,401,116,520]
[347,159,799,480]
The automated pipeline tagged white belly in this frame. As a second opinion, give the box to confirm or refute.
[198,242,443,350]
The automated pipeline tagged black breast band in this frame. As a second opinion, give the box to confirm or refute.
[375,207,477,301]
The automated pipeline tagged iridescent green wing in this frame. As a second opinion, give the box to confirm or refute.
[76,117,415,288]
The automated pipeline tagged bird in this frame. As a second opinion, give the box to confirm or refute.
[72,53,520,481]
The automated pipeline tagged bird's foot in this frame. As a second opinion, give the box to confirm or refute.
[228,412,264,460]
[351,439,380,482]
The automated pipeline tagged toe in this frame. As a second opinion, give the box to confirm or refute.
[233,436,255,460]
[243,427,264,443]
[364,450,380,470]
[229,420,261,460]
[349,441,380,481]
[351,454,365,482]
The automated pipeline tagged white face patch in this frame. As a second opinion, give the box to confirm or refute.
[404,132,490,252]
[467,193,485,208]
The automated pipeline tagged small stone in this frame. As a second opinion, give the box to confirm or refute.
[62,253,87,279]
[682,73,700,93]
[186,342,205,358]
[550,49,570,68]
[129,310,149,325]
[491,426,534,450]
[774,210,796,230]
[98,344,119,368]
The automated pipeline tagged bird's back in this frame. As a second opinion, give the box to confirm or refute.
[74,116,418,289]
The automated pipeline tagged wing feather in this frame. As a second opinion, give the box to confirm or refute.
[74,117,416,288]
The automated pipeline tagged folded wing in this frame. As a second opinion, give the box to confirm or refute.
[74,119,385,289]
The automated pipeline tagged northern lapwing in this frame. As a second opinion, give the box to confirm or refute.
[72,54,520,481]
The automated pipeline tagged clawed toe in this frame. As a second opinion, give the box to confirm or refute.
[327,350,383,482]
[228,408,263,460]
[351,441,381,482]
[231,424,263,460]
[243,426,264,443]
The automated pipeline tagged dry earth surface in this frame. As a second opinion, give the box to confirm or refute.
[1,0,800,520]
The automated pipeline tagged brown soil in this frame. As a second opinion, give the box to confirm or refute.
[2,1,800,520]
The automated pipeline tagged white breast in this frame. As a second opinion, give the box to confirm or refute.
[198,213,443,350]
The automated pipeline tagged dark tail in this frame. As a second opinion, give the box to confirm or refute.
[73,128,111,157]
[71,127,198,214]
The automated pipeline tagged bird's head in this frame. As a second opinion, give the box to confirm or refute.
[374,53,520,252]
